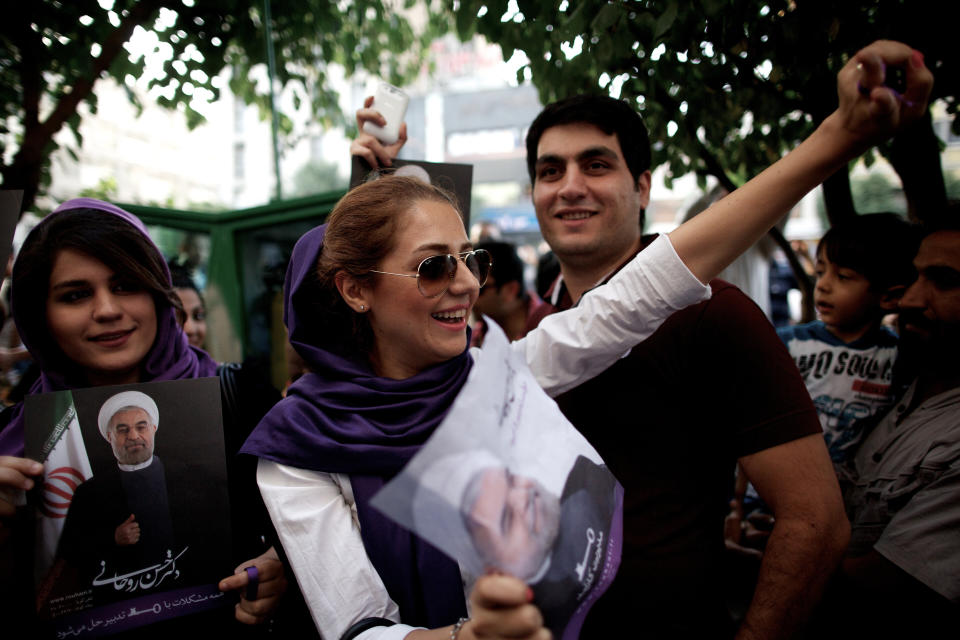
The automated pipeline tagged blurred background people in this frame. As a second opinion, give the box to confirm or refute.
[170,264,208,350]
[809,215,960,637]
[471,239,543,345]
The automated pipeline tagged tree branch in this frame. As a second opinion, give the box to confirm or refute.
[33,1,165,150]
[821,169,856,227]
[11,7,41,132]
[885,110,946,224]
[6,1,165,209]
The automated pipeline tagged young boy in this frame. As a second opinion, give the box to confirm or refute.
[778,213,920,461]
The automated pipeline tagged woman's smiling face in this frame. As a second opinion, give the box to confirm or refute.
[46,248,157,386]
[363,199,480,379]
[175,286,207,348]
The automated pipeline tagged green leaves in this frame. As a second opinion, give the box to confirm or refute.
[5,0,957,213]
[653,0,678,38]
[447,0,957,201]
[455,1,478,39]
[2,0,442,207]
[591,3,621,33]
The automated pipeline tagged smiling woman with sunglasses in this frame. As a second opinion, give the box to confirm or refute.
[242,39,932,640]
[240,175,712,638]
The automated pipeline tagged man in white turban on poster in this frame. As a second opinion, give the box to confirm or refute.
[57,391,176,591]
[413,449,618,639]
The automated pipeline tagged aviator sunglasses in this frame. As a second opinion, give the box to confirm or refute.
[370,249,493,298]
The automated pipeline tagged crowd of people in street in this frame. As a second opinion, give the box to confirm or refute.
[1,39,957,639]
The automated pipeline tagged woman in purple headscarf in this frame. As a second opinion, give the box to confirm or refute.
[0,199,291,634]
[241,174,716,640]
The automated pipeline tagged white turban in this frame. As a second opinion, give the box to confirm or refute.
[394,164,432,185]
[97,391,159,440]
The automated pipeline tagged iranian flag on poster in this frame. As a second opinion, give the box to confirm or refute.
[34,390,93,581]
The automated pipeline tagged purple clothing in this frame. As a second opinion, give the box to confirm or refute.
[241,223,469,628]
[0,198,217,457]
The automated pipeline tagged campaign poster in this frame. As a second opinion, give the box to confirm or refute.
[350,156,474,225]
[370,321,623,640]
[24,378,231,637]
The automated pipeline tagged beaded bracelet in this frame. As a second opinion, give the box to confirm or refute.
[451,617,470,640]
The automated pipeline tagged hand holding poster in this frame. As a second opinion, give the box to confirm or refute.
[370,321,623,640]
[25,378,231,637]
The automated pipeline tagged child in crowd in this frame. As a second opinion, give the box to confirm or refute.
[728,213,920,552]
[778,213,920,461]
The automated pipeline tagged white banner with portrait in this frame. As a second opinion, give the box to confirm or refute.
[371,320,624,640]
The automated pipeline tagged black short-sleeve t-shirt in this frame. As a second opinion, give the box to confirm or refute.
[530,272,820,638]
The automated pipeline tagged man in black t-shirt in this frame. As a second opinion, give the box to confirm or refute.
[518,96,849,639]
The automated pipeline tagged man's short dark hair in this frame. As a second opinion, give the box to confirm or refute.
[475,240,528,301]
[525,94,652,188]
[817,212,920,292]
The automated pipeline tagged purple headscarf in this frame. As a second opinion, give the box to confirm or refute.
[241,223,470,628]
[0,198,218,456]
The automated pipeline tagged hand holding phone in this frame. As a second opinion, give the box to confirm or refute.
[362,82,409,145]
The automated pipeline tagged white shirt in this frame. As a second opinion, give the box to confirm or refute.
[258,234,710,639]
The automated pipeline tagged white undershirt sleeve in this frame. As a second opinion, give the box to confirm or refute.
[257,459,421,639]
[513,234,711,396]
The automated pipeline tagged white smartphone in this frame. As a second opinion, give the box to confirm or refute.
[362,81,409,145]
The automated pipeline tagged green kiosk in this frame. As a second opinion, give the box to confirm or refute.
[125,189,344,391]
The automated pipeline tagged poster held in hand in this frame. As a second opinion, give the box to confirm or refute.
[25,378,232,637]
[371,321,623,640]
[349,155,474,225]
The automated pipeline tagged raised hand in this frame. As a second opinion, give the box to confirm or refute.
[350,95,409,169]
[835,40,933,150]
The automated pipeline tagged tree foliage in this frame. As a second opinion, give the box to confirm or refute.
[816,171,908,221]
[850,173,907,216]
[1,0,445,211]
[446,0,958,222]
[289,157,346,197]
